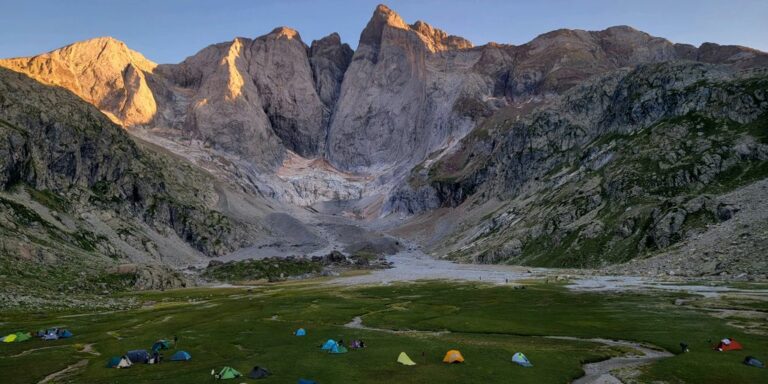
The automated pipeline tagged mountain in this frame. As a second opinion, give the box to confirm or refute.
[3,4,764,180]
[392,61,768,273]
[0,37,158,126]
[1,4,767,288]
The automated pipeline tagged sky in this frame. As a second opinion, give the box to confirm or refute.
[0,0,766,64]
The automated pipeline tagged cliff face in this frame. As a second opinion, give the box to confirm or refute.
[0,67,247,257]
[394,62,768,270]
[0,37,158,126]
[2,5,765,178]
[1,4,767,278]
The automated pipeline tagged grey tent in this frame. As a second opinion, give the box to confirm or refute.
[248,366,272,379]
[744,356,764,368]
[126,349,150,364]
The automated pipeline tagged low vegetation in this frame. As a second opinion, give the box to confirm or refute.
[0,281,765,383]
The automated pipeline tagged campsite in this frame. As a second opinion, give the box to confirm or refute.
[1,280,766,383]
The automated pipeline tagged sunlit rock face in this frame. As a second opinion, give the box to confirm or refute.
[0,37,158,126]
[2,4,767,207]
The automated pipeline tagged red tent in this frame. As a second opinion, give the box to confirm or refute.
[715,338,743,351]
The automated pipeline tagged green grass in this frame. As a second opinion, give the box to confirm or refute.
[202,258,323,282]
[0,282,766,383]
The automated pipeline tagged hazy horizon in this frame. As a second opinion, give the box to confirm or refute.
[0,0,766,64]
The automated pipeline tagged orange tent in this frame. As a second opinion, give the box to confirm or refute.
[443,350,465,363]
[715,338,743,352]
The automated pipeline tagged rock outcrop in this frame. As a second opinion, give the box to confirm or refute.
[309,33,354,110]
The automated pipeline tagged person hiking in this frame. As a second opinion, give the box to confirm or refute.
[174,335,178,346]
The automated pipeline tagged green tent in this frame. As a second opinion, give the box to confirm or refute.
[216,366,242,380]
[329,344,348,354]
[14,332,32,342]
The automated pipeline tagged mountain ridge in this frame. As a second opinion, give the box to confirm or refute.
[0,4,766,289]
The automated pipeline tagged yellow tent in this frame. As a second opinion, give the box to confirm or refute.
[443,349,464,364]
[2,334,17,343]
[397,352,416,366]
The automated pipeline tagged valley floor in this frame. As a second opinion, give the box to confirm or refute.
[1,277,766,383]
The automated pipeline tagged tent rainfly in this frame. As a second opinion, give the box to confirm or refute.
[397,352,416,366]
[170,351,192,361]
[215,366,242,380]
[321,339,337,350]
[512,352,533,367]
[443,350,465,364]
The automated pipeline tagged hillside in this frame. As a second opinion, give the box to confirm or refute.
[393,62,768,275]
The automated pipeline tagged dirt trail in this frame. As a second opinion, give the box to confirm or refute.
[10,345,67,358]
[344,316,448,336]
[37,359,88,384]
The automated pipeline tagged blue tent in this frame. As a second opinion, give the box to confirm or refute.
[58,329,73,338]
[170,351,192,361]
[106,357,122,368]
[295,328,306,336]
[126,350,150,364]
[298,379,317,384]
[320,339,337,350]
[42,333,59,341]
[512,352,533,367]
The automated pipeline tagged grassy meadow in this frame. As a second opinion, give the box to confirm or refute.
[0,280,766,383]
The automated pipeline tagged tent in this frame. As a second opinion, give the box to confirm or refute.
[248,366,272,379]
[744,356,764,368]
[57,329,73,339]
[215,366,242,380]
[106,357,122,368]
[397,352,416,366]
[117,357,133,369]
[298,379,317,384]
[14,332,32,342]
[107,356,132,369]
[126,350,150,364]
[443,350,464,364]
[152,339,171,352]
[295,328,306,336]
[715,338,743,351]
[321,339,337,350]
[512,352,533,367]
[170,351,192,361]
[42,333,59,341]
[2,334,17,343]
[329,344,348,354]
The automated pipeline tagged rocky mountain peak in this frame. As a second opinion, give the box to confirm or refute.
[410,20,473,51]
[309,33,353,108]
[0,36,158,126]
[268,26,303,41]
[360,4,409,47]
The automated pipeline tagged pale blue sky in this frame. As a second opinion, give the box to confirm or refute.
[1,0,766,64]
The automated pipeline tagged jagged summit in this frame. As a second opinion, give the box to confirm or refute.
[1,3,767,203]
[359,4,471,52]
[268,26,302,41]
